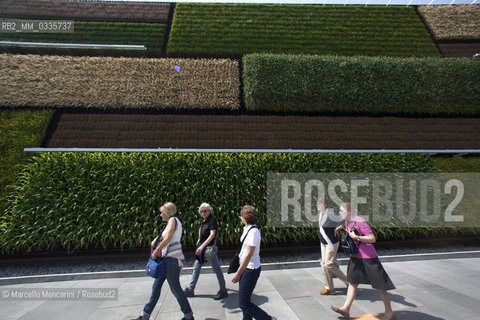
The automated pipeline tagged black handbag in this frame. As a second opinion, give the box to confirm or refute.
[340,222,359,255]
[197,225,218,263]
[228,226,257,274]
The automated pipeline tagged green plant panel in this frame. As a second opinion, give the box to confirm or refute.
[1,152,440,254]
[0,21,166,56]
[243,54,480,115]
[0,109,54,226]
[167,4,440,58]
[433,157,480,173]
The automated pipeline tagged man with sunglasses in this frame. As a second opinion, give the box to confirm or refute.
[184,202,228,300]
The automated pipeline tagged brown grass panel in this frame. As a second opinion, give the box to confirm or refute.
[418,5,480,41]
[46,113,480,150]
[0,54,240,110]
[437,42,480,57]
[0,0,171,23]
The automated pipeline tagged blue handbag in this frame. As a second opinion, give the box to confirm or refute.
[146,219,176,279]
[146,256,167,279]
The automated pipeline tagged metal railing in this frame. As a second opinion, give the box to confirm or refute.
[76,0,478,5]
[23,148,480,156]
[0,41,146,51]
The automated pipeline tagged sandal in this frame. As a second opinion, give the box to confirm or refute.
[330,305,350,319]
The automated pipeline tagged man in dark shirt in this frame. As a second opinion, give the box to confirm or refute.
[184,203,228,300]
[198,214,217,251]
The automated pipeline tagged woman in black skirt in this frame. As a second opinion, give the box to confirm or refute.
[331,202,396,320]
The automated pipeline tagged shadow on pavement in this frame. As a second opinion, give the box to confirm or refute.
[379,310,445,320]
[355,288,417,307]
[220,290,269,311]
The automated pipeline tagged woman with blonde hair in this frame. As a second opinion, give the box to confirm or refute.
[133,202,194,320]
[331,202,395,320]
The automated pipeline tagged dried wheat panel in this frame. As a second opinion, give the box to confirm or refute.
[418,5,480,40]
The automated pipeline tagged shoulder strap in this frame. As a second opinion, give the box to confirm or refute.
[153,224,167,247]
[237,226,257,253]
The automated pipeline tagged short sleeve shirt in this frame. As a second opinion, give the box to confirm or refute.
[199,214,218,246]
[239,225,261,269]
[347,215,377,259]
[318,208,339,244]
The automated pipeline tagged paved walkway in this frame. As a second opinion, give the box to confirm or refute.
[1,252,480,320]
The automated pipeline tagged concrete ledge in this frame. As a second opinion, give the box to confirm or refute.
[1,250,480,286]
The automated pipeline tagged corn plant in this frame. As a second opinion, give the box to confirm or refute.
[1,152,439,254]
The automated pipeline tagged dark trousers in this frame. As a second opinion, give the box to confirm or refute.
[142,257,193,319]
[238,267,271,320]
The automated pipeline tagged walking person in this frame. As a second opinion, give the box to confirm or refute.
[317,198,349,295]
[184,202,228,300]
[331,202,396,320]
[133,202,194,320]
[232,205,276,320]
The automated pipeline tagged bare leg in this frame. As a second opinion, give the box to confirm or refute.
[331,283,358,318]
[376,289,395,319]
[342,283,358,311]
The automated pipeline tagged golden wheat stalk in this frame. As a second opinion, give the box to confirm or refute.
[0,54,240,110]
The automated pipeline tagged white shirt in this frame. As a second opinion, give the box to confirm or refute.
[161,217,183,256]
[239,225,261,269]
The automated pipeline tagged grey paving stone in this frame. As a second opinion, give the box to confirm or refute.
[97,280,150,309]
[85,304,144,320]
[1,254,480,320]
[0,300,45,320]
[267,270,311,300]
[386,266,479,319]
[18,300,103,320]
[394,260,479,300]
[284,296,328,320]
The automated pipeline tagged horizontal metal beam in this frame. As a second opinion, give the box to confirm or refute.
[23,148,480,154]
[81,0,479,4]
[0,41,146,51]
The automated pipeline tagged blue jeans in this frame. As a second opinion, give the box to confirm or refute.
[239,267,271,320]
[188,253,226,292]
[142,257,193,319]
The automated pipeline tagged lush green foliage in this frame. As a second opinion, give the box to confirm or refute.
[0,21,166,56]
[0,109,54,225]
[1,152,435,254]
[431,156,480,239]
[243,54,480,115]
[433,157,480,173]
[167,4,439,58]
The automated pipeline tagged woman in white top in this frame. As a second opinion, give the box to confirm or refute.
[232,205,276,320]
[133,202,194,320]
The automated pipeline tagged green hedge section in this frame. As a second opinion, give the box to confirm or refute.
[243,54,480,115]
[1,152,437,254]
